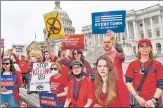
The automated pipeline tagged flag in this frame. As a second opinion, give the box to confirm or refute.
[43,12,64,40]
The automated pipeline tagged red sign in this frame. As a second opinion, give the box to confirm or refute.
[1,39,4,48]
[40,99,57,106]
[62,34,85,50]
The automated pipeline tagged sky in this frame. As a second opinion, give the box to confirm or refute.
[1,1,163,50]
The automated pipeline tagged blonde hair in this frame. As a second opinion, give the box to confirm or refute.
[51,62,62,73]
[95,55,117,106]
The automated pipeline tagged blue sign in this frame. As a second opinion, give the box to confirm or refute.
[92,10,126,34]
[39,92,58,108]
[1,75,16,90]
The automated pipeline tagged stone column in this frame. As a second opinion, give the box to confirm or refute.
[158,15,163,38]
[126,22,130,39]
[133,20,139,40]
[142,18,147,38]
[150,17,155,39]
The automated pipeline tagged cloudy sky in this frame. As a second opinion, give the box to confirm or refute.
[1,1,163,49]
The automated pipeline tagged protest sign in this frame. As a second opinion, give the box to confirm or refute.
[62,34,85,50]
[1,39,4,48]
[30,63,53,91]
[12,44,27,56]
[92,10,126,34]
[44,12,64,40]
[39,92,57,107]
[1,75,16,90]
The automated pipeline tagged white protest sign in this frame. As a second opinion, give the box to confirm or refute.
[30,62,53,91]
[12,44,27,56]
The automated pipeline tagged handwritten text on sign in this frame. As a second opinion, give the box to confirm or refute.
[30,63,53,91]
[39,92,57,107]
[62,34,85,50]
[1,75,16,90]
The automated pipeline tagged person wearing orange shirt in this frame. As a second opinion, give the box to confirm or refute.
[103,30,125,80]
[64,61,94,107]
[125,39,163,107]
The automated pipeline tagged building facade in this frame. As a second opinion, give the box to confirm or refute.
[82,4,163,57]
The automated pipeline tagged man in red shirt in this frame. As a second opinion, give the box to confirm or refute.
[12,53,29,88]
[103,30,125,80]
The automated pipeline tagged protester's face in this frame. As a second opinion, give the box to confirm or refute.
[97,60,108,77]
[21,55,25,60]
[2,60,11,71]
[45,52,50,59]
[138,42,152,55]
[73,50,82,60]
[72,65,82,75]
[103,37,113,51]
[36,55,42,62]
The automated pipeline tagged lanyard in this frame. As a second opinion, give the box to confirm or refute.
[72,78,82,107]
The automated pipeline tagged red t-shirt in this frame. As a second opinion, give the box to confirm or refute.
[61,66,70,79]
[49,74,68,103]
[125,60,163,102]
[93,79,130,107]
[67,77,94,107]
[13,53,28,73]
[105,51,125,80]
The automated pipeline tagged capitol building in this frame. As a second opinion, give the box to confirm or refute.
[83,4,163,63]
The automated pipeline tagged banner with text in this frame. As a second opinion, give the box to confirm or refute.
[62,34,85,50]
[12,44,27,56]
[92,10,126,34]
[30,63,53,91]
[1,75,16,90]
[39,92,57,108]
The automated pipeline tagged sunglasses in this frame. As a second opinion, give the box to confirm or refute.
[72,65,81,69]
[37,58,41,60]
[50,68,58,71]
[73,52,81,55]
[2,63,10,65]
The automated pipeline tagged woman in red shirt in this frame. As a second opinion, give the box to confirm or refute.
[1,58,23,107]
[64,61,94,107]
[93,55,130,107]
[125,39,163,107]
[49,62,68,107]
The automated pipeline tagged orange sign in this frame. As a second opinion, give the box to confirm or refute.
[62,34,85,50]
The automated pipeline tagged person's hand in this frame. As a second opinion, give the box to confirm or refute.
[106,30,115,39]
[1,87,8,92]
[135,95,147,107]
[144,100,155,108]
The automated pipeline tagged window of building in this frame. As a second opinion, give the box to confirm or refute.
[155,28,160,37]
[140,24,143,27]
[148,29,152,38]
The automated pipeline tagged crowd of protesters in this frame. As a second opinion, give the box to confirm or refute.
[1,30,163,108]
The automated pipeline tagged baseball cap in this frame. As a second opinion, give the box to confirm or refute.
[138,39,152,48]
[69,61,83,69]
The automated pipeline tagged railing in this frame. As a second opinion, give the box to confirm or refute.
[19,88,40,107]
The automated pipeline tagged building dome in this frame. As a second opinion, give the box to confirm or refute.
[52,1,69,19]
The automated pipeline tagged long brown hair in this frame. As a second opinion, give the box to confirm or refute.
[136,48,154,64]
[72,49,85,63]
[95,55,116,106]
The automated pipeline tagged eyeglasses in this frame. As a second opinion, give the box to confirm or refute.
[2,63,10,65]
[72,66,81,69]
[37,58,41,60]
[50,68,58,71]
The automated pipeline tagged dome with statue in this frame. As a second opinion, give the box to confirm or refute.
[43,1,75,39]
